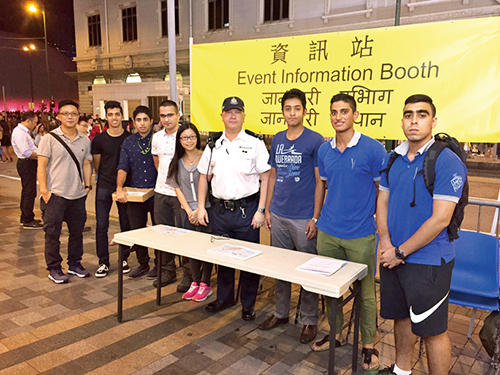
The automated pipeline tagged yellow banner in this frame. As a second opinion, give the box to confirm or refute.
[191,17,500,142]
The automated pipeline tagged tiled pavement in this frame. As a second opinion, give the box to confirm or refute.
[0,192,495,374]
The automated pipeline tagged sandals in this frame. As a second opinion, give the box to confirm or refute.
[362,347,380,371]
[310,335,347,352]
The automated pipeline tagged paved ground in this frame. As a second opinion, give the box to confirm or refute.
[0,159,497,374]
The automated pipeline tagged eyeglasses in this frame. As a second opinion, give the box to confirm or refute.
[59,112,79,117]
[180,135,197,141]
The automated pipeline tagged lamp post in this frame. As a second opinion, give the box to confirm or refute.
[27,2,52,101]
[23,44,36,109]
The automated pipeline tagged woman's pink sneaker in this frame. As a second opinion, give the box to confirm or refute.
[182,282,199,300]
[193,282,212,302]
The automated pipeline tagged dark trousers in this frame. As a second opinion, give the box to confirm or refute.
[17,158,37,223]
[210,200,260,309]
[127,196,155,266]
[180,208,213,285]
[95,186,131,267]
[153,192,187,274]
[41,194,86,270]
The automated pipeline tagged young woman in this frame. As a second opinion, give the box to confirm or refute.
[33,123,47,147]
[167,122,213,302]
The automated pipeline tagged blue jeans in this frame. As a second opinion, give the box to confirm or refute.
[95,186,131,267]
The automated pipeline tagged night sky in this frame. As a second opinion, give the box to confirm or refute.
[0,1,76,58]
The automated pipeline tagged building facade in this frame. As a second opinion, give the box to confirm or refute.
[72,0,500,119]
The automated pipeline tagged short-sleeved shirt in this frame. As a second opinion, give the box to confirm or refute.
[91,130,130,191]
[167,159,210,210]
[117,131,157,189]
[152,129,177,196]
[198,129,270,200]
[379,139,467,266]
[268,128,324,220]
[37,127,92,200]
[12,123,37,159]
[317,131,387,239]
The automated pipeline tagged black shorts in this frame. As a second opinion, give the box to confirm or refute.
[379,258,454,338]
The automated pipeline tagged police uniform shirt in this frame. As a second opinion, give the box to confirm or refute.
[198,129,270,200]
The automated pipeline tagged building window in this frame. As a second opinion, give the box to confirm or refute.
[88,15,102,47]
[122,6,138,42]
[264,0,289,22]
[161,0,180,37]
[208,0,229,31]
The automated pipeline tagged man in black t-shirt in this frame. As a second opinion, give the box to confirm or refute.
[91,101,132,277]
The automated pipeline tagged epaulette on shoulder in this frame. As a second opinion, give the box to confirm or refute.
[245,129,263,140]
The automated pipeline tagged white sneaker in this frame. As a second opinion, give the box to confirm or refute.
[95,264,109,277]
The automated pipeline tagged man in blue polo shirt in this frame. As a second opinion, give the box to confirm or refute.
[377,95,466,375]
[116,106,158,279]
[258,88,324,344]
[312,93,386,371]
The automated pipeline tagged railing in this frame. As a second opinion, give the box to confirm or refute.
[467,197,500,236]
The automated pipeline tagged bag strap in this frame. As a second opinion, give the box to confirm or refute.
[49,132,83,182]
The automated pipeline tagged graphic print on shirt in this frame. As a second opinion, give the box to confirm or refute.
[275,144,303,183]
[450,173,464,192]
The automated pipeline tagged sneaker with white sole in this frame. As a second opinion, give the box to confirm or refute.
[182,282,200,300]
[193,282,213,302]
[68,263,91,278]
[122,260,131,274]
[48,269,69,284]
[95,264,109,277]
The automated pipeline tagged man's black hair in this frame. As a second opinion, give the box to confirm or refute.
[159,100,179,113]
[21,111,36,122]
[58,99,79,111]
[330,93,357,112]
[281,88,306,111]
[105,100,123,115]
[404,94,436,117]
[133,105,152,120]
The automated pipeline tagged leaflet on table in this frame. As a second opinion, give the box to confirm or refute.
[149,225,189,236]
[296,257,347,276]
[207,244,261,261]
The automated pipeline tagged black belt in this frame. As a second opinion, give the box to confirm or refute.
[18,158,37,162]
[211,192,259,212]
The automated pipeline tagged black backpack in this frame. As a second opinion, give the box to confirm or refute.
[382,133,468,241]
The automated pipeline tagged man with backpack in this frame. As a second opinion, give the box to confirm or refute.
[377,94,467,375]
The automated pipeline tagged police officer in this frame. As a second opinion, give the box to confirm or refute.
[197,97,270,321]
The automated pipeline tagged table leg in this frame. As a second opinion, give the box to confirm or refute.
[117,247,123,323]
[156,251,162,305]
[351,281,362,372]
[328,298,339,375]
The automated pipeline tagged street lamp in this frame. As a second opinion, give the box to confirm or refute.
[23,44,36,109]
[26,2,52,101]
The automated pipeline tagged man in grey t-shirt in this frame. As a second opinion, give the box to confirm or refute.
[38,100,93,284]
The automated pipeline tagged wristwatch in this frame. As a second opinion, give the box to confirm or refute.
[85,185,92,190]
[257,207,265,214]
[394,246,407,260]
[311,218,318,224]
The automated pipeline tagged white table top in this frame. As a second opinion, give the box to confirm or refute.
[113,225,368,299]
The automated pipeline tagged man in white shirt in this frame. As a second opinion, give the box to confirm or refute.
[11,111,42,229]
[151,100,192,291]
[198,96,270,321]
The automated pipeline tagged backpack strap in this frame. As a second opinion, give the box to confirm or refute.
[49,132,83,183]
[422,138,449,196]
[379,151,399,186]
